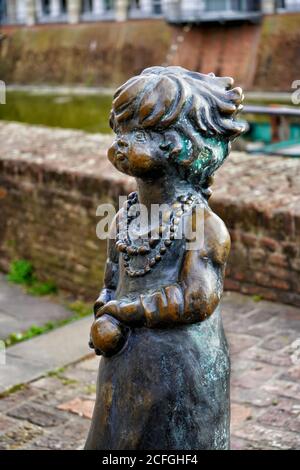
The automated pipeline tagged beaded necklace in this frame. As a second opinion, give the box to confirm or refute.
[116,191,198,278]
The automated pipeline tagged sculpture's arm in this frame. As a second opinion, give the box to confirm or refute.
[93,213,120,315]
[97,209,230,327]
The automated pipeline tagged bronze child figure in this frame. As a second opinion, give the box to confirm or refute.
[85,66,246,450]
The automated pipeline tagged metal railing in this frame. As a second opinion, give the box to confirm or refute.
[164,0,263,24]
[277,1,300,12]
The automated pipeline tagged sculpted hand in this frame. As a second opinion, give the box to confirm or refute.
[89,310,129,358]
[89,298,145,356]
[95,300,120,319]
[93,288,115,316]
[96,299,144,326]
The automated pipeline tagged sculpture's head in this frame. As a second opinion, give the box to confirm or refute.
[108,66,246,191]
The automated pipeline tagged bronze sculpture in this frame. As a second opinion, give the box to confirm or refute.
[85,66,246,450]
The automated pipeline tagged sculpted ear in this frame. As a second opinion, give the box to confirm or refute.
[159,142,172,152]
[159,131,183,159]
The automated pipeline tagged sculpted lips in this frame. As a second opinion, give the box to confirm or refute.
[116,151,127,162]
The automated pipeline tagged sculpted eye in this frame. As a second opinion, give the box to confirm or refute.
[135,131,147,142]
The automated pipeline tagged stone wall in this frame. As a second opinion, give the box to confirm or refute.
[0,122,299,306]
[0,20,171,87]
[253,13,300,91]
[1,14,300,90]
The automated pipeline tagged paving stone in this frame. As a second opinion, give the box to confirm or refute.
[0,386,40,413]
[62,367,98,384]
[0,312,20,340]
[232,423,300,450]
[7,402,68,428]
[25,433,75,450]
[0,273,74,341]
[238,321,280,338]
[26,417,90,450]
[230,436,279,451]
[227,333,258,355]
[57,397,95,419]
[221,292,258,315]
[231,403,253,432]
[247,307,281,324]
[232,362,278,389]
[76,356,100,372]
[230,436,251,450]
[262,379,300,401]
[224,307,276,335]
[279,365,300,383]
[0,290,299,450]
[30,376,64,392]
[32,386,85,409]
[0,316,92,393]
[258,408,300,434]
[0,354,49,394]
[230,386,276,408]
[237,346,292,367]
[269,397,300,415]
[231,358,259,374]
[261,331,300,351]
[0,414,18,433]
[0,422,43,450]
[271,314,300,333]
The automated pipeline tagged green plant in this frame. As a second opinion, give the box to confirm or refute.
[84,384,97,395]
[47,367,77,386]
[27,281,57,296]
[0,383,27,399]
[4,264,92,347]
[68,300,92,318]
[5,322,56,347]
[47,367,66,377]
[4,301,92,347]
[7,259,34,285]
[7,259,57,296]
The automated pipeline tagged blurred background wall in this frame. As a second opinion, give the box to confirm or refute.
[1,1,300,90]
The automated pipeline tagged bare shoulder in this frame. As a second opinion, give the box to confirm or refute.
[186,205,231,265]
[204,207,231,264]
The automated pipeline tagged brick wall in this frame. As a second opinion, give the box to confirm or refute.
[0,159,128,299]
[212,201,300,307]
[0,123,299,306]
[0,124,134,299]
[171,23,261,90]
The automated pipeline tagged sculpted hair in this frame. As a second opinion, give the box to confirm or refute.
[110,66,247,192]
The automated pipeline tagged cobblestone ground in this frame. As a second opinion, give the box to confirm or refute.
[0,292,300,450]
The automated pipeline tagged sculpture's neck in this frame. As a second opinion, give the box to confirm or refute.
[136,174,196,210]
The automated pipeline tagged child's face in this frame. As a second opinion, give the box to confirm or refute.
[108,125,168,178]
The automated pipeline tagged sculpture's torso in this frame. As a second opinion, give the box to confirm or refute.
[86,232,230,450]
[116,234,185,299]
[85,309,230,450]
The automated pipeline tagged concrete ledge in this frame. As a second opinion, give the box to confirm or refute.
[0,316,93,393]
[0,122,299,306]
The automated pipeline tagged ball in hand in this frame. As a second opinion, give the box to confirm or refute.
[90,314,128,357]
